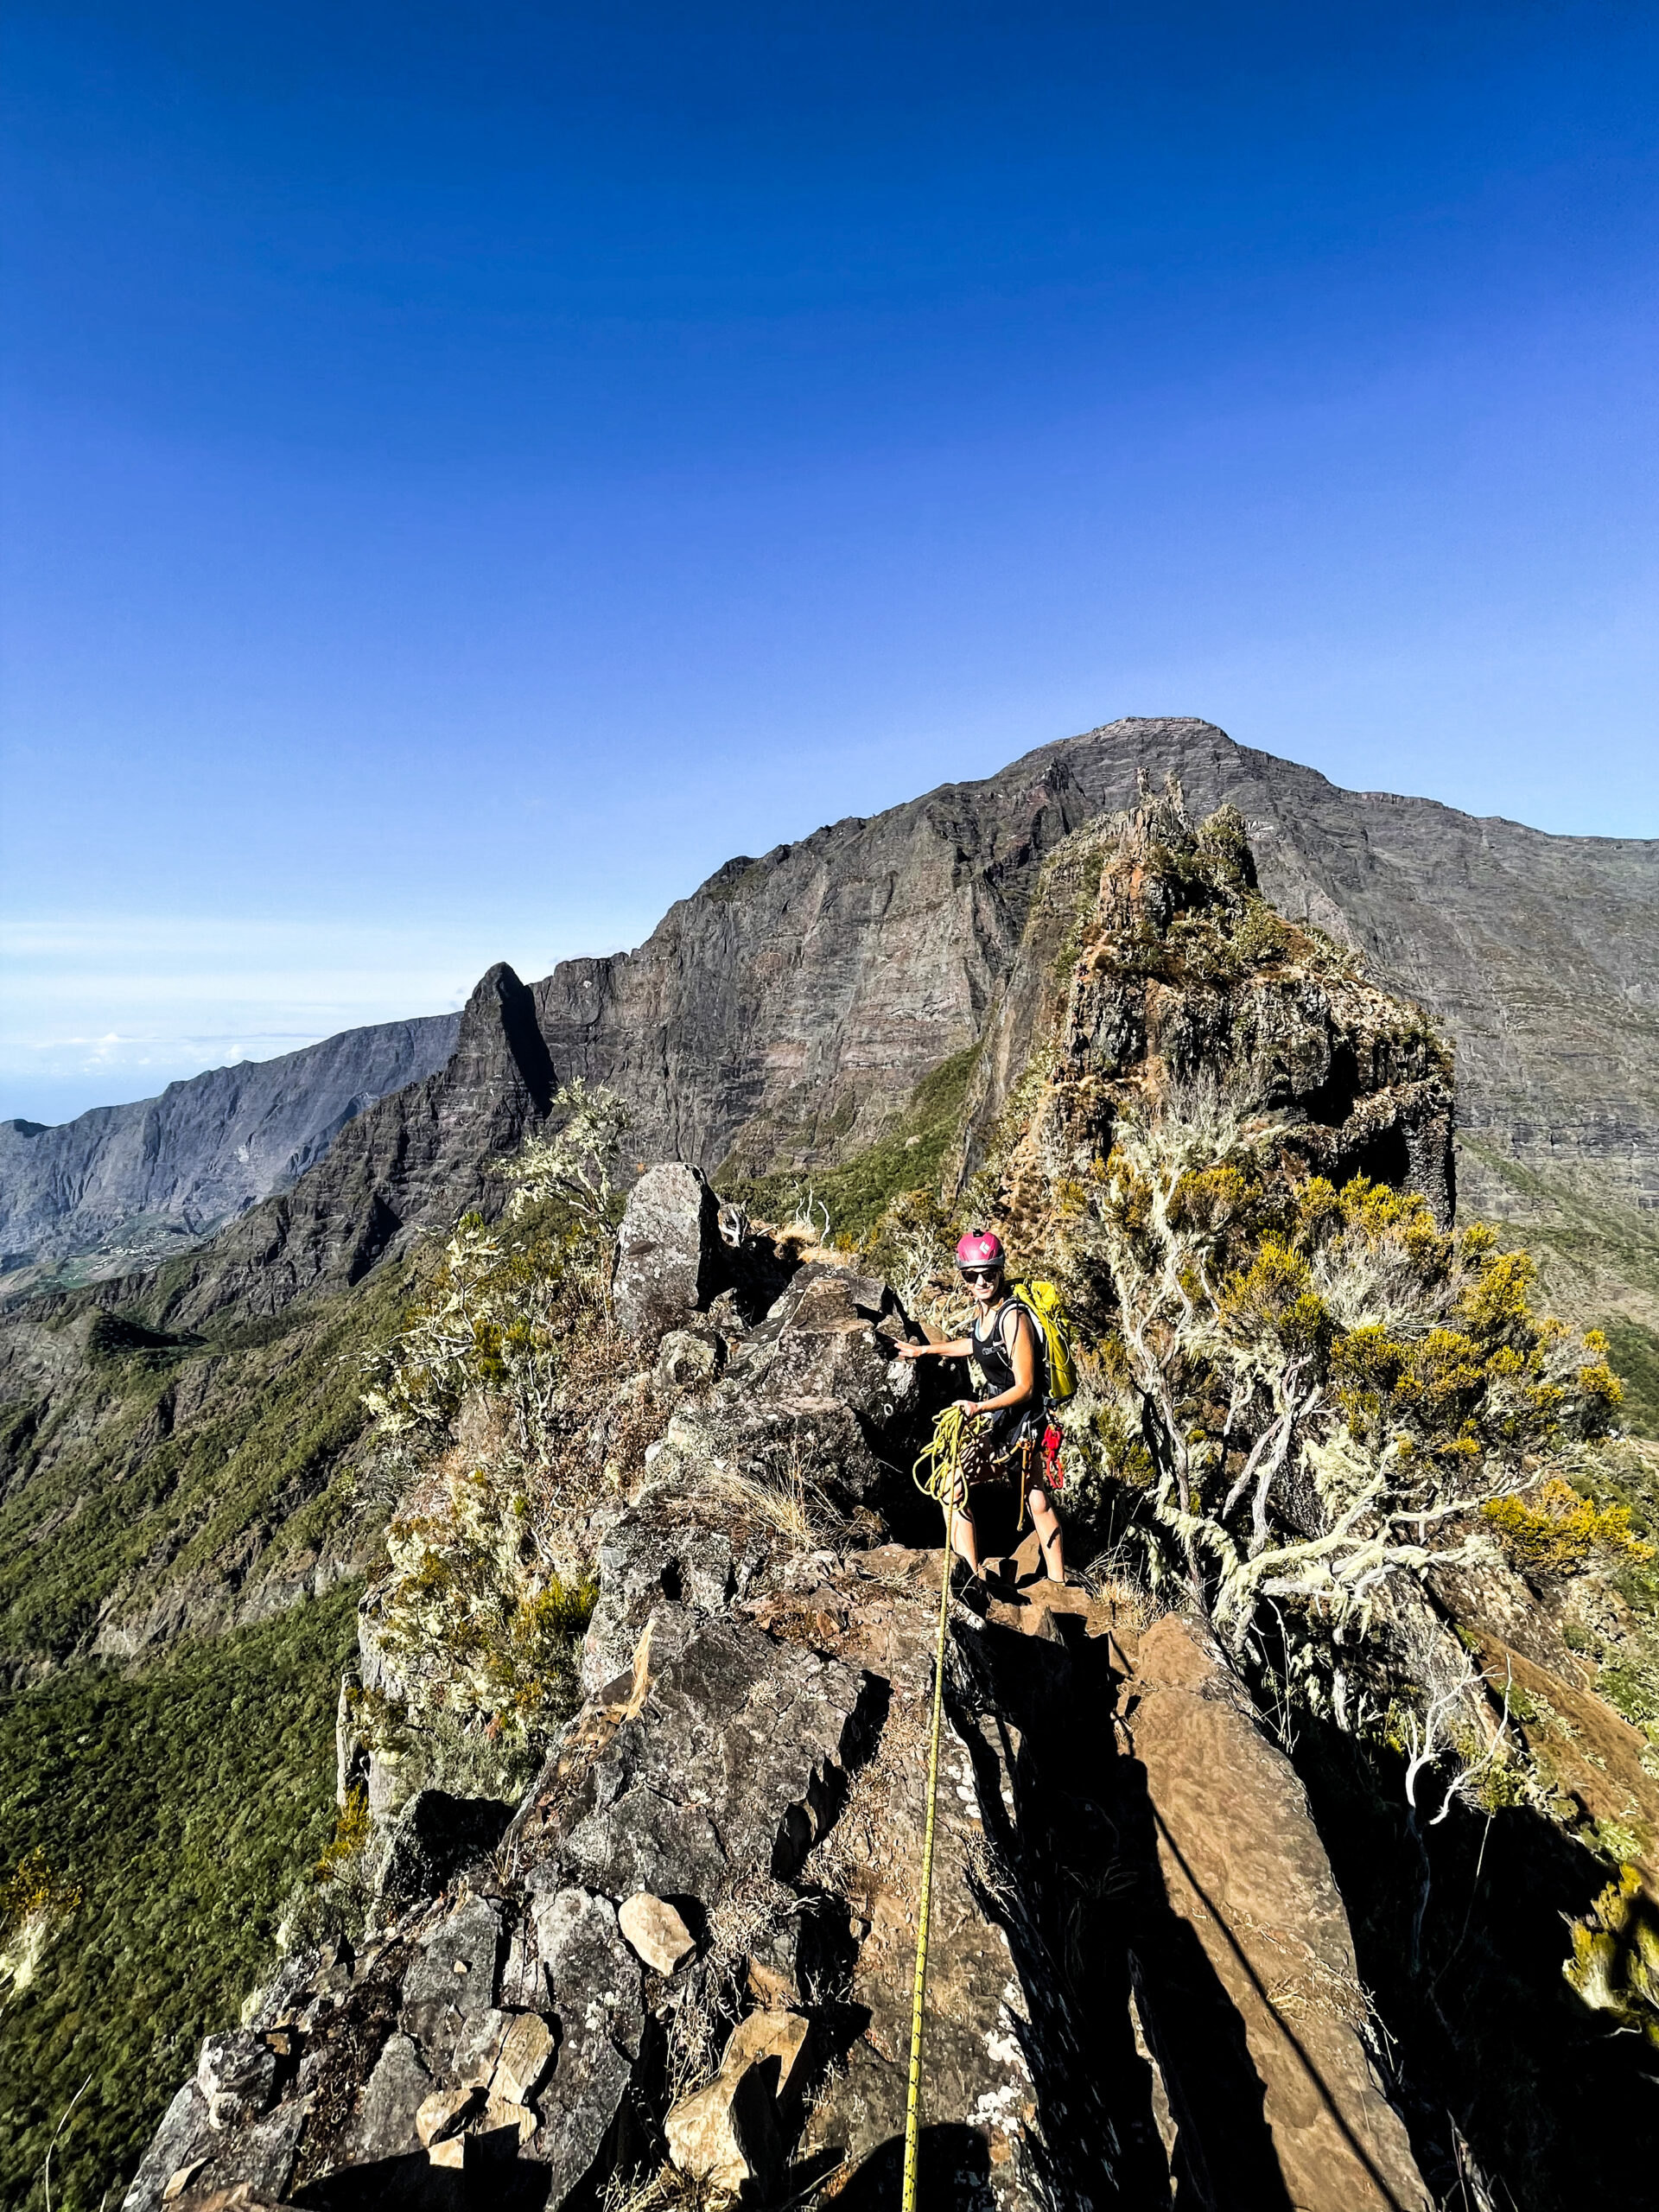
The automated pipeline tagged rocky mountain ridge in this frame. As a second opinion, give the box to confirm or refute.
[3,747,1658,2212]
[112,1141,1659,2211]
[41,718,1650,1351]
[0,1014,460,1287]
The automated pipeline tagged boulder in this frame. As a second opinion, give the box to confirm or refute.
[581,1515,735,1692]
[723,2006,812,2107]
[451,2005,511,2089]
[566,1617,869,1905]
[415,2086,477,2146]
[613,1164,722,1343]
[373,1789,512,1915]
[618,1892,696,1976]
[196,2031,277,2132]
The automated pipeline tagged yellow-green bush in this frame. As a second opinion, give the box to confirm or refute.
[1483,1476,1652,1577]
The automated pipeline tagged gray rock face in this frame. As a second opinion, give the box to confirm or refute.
[565,1607,872,1901]
[197,2028,278,2130]
[345,2031,433,2164]
[67,717,1651,1346]
[0,1014,458,1277]
[612,1162,723,1343]
[397,1896,503,2068]
[581,1516,736,1693]
[630,1264,923,1534]
[528,1887,644,2200]
[120,2081,214,2212]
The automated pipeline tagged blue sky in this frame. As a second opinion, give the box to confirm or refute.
[3,2,1656,1126]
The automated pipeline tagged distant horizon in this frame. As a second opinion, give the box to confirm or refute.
[8,709,1655,1130]
[4,5,1656,1128]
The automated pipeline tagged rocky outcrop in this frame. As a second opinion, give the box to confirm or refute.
[0,1014,458,1281]
[118,1243,1446,2212]
[963,784,1459,1262]
[612,1163,723,1341]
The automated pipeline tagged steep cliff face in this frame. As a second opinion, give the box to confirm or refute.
[137,969,550,1331]
[65,718,1655,1342]
[0,1014,460,1283]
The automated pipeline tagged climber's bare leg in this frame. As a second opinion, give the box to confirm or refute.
[1029,1490,1065,1585]
[948,1478,982,1577]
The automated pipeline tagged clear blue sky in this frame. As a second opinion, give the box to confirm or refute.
[3,2,1656,1126]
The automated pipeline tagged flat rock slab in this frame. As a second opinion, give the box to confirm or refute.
[1126,1616,1430,2212]
[567,1613,869,1904]
[526,1889,644,2204]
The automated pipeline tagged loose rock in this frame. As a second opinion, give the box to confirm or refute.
[664,2063,782,2196]
[492,2010,556,2106]
[618,1891,696,1976]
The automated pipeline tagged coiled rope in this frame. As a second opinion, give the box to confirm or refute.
[912,1398,972,1505]
[901,1410,964,2212]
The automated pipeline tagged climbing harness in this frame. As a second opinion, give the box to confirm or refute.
[901,1476,956,2212]
[912,1389,1066,1537]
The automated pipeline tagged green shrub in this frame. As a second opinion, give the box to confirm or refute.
[1484,1477,1652,1578]
[721,1044,980,1243]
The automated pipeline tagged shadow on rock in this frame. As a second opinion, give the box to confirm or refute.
[829,2123,996,2212]
[289,2148,552,2209]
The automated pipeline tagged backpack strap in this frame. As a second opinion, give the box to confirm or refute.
[1003,1295,1048,1398]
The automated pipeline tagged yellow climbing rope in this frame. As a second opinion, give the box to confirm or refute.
[912,1399,972,1506]
[900,1444,957,2212]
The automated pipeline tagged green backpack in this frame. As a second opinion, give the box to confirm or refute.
[1011,1280,1077,1405]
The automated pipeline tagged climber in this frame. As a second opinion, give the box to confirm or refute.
[895,1231,1066,1587]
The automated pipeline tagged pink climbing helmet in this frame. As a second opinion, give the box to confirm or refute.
[956,1229,1005,1272]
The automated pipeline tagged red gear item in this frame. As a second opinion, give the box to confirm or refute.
[956,1229,1004,1268]
[1042,1424,1065,1489]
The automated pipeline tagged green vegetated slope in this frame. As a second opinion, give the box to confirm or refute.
[0,1261,416,2203]
[1458,1135,1659,1439]
[1604,1318,1659,1440]
[0,1264,411,1661]
[720,1043,979,1242]
[0,1585,358,2212]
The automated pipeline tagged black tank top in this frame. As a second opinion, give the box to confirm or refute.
[970,1300,1041,1441]
[970,1300,1021,1393]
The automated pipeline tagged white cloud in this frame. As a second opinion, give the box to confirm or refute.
[0,910,643,1120]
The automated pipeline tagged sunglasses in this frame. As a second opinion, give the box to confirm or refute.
[960,1267,1002,1284]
